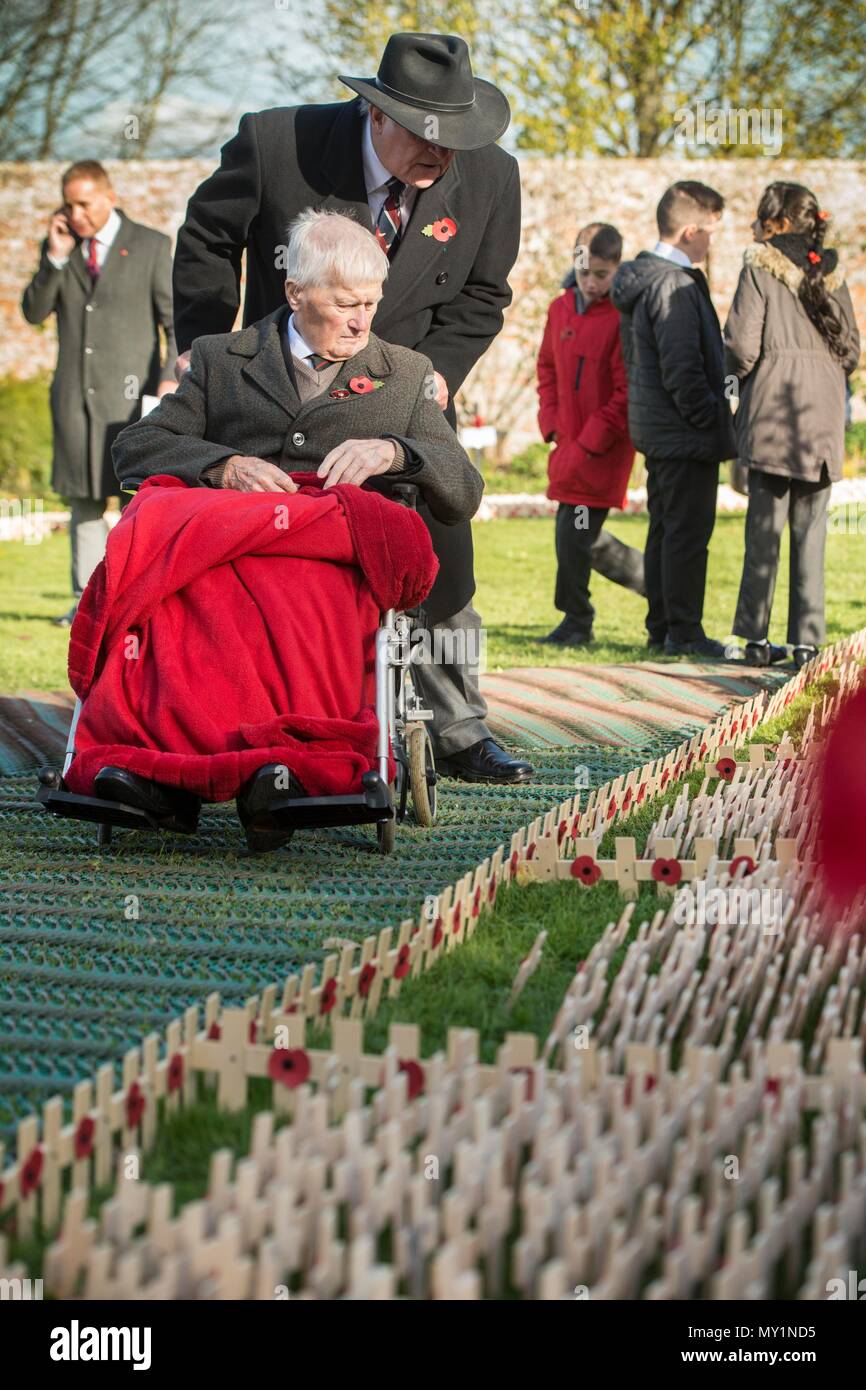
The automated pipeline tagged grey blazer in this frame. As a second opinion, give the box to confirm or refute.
[21,211,176,499]
[112,311,483,618]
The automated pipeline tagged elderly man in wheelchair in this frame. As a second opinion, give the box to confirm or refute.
[38,209,483,852]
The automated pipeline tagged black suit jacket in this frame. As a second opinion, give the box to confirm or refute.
[171,98,521,621]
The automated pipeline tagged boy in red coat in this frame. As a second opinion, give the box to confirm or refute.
[536,223,644,646]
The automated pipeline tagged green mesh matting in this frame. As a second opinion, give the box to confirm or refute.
[0,743,675,1142]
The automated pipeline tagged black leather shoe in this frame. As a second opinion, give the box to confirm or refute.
[436,737,534,784]
[93,766,201,834]
[236,762,306,852]
[792,644,819,670]
[647,637,666,654]
[664,635,728,660]
[743,640,788,667]
[540,621,593,646]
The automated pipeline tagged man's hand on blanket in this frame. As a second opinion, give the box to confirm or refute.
[223,456,299,493]
[318,438,397,488]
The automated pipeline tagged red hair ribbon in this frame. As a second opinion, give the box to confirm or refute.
[807,251,821,265]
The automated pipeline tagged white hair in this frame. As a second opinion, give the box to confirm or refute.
[283,208,388,289]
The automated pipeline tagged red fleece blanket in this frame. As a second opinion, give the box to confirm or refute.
[64,475,438,801]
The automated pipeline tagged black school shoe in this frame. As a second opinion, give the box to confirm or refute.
[743,640,789,667]
[437,737,534,784]
[539,620,593,646]
[236,762,307,852]
[663,635,729,660]
[93,766,201,834]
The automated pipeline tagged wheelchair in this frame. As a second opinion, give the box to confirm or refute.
[36,482,438,855]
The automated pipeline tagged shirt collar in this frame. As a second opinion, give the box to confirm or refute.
[362,112,397,196]
[91,207,122,248]
[651,240,694,270]
[286,311,316,361]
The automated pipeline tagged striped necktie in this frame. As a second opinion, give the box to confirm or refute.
[374,176,405,259]
[86,236,101,281]
[307,352,335,372]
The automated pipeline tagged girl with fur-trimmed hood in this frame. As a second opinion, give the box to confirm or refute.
[725,182,860,669]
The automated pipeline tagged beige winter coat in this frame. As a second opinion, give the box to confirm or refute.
[724,241,860,481]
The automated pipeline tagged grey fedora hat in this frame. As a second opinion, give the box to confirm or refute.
[339,32,510,152]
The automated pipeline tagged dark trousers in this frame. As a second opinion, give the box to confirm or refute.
[644,458,719,644]
[733,467,830,647]
[554,503,646,636]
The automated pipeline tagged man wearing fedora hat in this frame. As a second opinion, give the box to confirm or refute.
[169,32,532,785]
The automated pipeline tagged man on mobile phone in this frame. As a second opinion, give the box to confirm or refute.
[22,161,178,625]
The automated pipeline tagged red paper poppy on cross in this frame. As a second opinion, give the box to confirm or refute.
[729,854,756,878]
[349,376,375,394]
[19,1146,43,1199]
[248,1019,259,1043]
[472,886,481,918]
[319,977,338,1014]
[715,757,736,781]
[510,850,519,876]
[432,916,444,948]
[126,1081,146,1129]
[398,1058,425,1099]
[511,1066,535,1101]
[571,854,601,885]
[526,841,536,860]
[358,962,377,997]
[268,1046,311,1089]
[488,878,496,904]
[451,904,462,935]
[74,1115,95,1160]
[652,857,682,885]
[207,1020,221,1041]
[557,819,568,843]
[167,1053,184,1093]
[607,798,617,818]
[393,943,411,979]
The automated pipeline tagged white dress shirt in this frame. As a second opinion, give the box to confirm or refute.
[285,311,318,364]
[48,207,122,272]
[650,239,694,269]
[361,114,418,230]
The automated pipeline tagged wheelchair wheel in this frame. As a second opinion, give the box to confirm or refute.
[408,724,437,827]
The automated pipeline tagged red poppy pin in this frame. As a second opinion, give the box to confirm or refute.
[329,388,351,398]
[421,216,457,243]
[348,376,384,394]
[120,248,128,256]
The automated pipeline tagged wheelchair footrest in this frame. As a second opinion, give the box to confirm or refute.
[35,783,167,831]
[249,771,393,832]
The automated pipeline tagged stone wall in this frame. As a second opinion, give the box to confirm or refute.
[3,156,864,452]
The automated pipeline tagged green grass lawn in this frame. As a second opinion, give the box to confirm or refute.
[2,511,865,690]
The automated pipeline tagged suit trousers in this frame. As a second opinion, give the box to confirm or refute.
[408,602,491,757]
[733,467,831,647]
[554,503,646,635]
[644,458,719,644]
[69,498,109,597]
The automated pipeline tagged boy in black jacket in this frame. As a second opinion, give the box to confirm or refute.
[612,181,736,658]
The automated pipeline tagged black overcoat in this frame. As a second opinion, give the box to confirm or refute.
[171,98,520,620]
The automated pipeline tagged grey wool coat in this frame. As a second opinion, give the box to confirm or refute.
[724,241,860,482]
[112,311,483,620]
[22,211,176,499]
